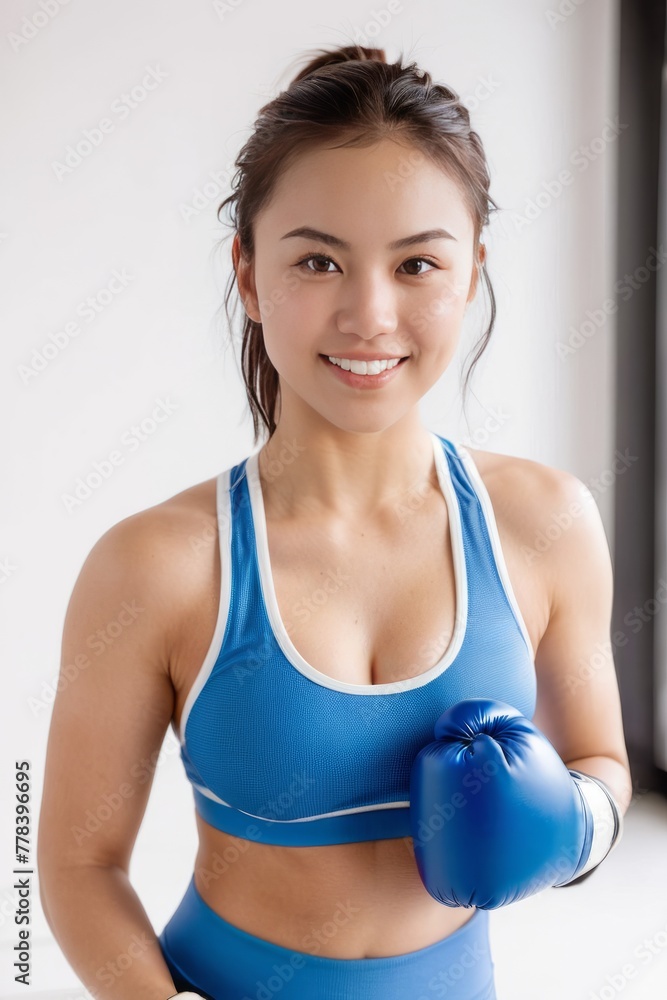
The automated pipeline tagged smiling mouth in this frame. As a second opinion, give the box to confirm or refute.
[319,355,410,376]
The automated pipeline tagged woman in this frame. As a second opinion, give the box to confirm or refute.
[38,44,632,1000]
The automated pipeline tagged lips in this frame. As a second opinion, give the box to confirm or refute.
[326,356,402,375]
[319,353,409,386]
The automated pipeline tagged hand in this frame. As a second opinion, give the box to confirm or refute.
[409,698,622,909]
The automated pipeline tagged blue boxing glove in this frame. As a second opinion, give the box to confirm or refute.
[409,698,623,909]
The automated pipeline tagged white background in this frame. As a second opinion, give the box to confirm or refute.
[2,0,666,997]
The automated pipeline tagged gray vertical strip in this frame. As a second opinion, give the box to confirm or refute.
[654,16,667,770]
[614,0,666,790]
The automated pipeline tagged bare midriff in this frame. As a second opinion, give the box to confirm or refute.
[191,818,475,959]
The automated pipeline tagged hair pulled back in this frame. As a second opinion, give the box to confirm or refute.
[217,43,499,444]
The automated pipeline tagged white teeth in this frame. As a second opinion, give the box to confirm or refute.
[327,356,403,375]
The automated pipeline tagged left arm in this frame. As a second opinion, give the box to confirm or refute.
[409,460,633,908]
[529,466,632,815]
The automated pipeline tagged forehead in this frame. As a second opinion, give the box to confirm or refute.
[255,138,474,245]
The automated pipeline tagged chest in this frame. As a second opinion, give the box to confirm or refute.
[171,458,547,737]
[265,497,458,687]
[176,470,540,832]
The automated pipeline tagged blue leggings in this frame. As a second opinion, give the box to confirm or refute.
[158,874,497,1000]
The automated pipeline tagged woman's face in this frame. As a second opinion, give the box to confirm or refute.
[234,138,483,435]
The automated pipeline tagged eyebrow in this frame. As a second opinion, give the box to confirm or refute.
[280,226,458,249]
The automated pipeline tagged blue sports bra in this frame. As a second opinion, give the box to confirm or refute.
[173,432,537,847]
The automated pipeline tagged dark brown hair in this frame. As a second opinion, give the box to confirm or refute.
[216,43,499,445]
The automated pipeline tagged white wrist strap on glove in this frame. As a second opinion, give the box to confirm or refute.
[557,770,624,885]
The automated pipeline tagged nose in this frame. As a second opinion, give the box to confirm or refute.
[334,270,401,342]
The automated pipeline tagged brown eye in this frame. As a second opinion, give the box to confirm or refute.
[400,257,437,276]
[295,254,338,273]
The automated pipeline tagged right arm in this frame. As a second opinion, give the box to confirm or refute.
[37,511,194,1000]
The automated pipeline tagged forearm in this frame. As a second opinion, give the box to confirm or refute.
[39,862,178,1000]
[564,754,633,814]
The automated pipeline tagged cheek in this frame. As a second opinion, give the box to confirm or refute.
[261,330,293,376]
[432,269,472,314]
[254,261,304,323]
[260,314,312,379]
[408,297,466,350]
[410,272,470,331]
[270,270,322,333]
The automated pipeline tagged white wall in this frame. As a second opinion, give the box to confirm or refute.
[1,1,633,997]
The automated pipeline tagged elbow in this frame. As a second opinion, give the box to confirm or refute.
[37,841,77,931]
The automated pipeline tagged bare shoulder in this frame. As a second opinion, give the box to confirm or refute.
[460,444,595,649]
[97,475,219,566]
[81,476,220,662]
[460,444,585,532]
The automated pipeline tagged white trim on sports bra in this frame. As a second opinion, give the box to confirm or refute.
[245,430,469,695]
[456,444,536,662]
[191,780,410,822]
[176,466,233,745]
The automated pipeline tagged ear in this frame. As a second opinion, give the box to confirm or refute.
[232,233,261,323]
[466,243,486,303]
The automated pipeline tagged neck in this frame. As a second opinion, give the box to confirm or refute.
[256,414,440,521]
